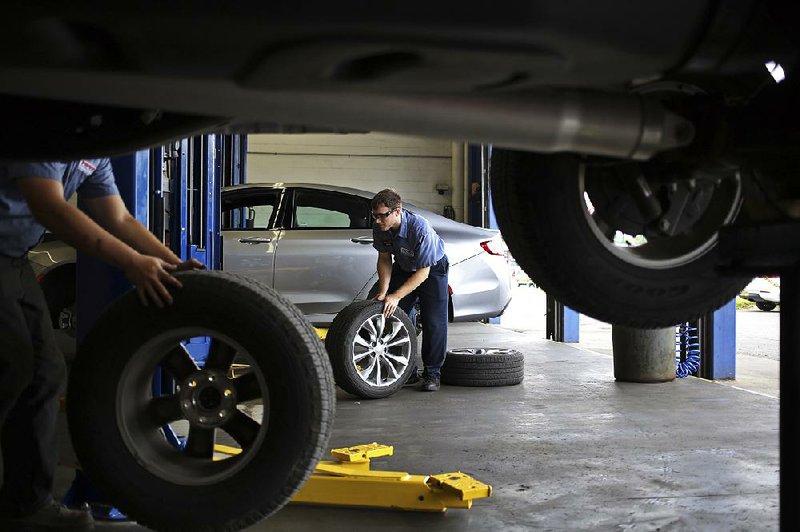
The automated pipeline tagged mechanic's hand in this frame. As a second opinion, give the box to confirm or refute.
[382,294,400,317]
[175,258,206,271]
[124,255,182,308]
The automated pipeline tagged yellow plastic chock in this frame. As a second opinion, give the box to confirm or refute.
[292,442,492,512]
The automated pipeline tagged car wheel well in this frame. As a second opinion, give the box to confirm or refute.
[38,263,77,328]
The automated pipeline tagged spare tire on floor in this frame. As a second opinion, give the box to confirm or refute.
[325,300,417,399]
[441,348,525,387]
[67,271,335,532]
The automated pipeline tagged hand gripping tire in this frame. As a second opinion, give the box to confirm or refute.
[67,271,335,532]
[325,300,417,399]
[491,149,750,328]
[441,348,524,387]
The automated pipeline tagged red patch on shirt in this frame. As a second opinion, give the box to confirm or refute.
[78,160,97,175]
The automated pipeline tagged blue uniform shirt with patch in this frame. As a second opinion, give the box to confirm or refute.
[372,209,445,272]
[0,160,119,258]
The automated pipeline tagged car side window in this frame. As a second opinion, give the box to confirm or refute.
[221,191,278,230]
[293,189,370,229]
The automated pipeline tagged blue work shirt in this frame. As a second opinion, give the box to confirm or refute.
[0,160,119,258]
[373,209,446,272]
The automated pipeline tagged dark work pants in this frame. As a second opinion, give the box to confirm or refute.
[389,256,449,378]
[0,257,65,516]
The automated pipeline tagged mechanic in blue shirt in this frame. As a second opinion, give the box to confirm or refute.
[0,160,202,531]
[371,189,449,392]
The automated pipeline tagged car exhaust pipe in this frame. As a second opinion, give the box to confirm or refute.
[318,91,695,160]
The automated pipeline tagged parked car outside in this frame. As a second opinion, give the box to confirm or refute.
[739,276,781,312]
[221,183,512,326]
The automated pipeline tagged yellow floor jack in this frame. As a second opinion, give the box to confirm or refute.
[215,442,492,512]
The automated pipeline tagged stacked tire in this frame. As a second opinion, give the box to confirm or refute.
[441,348,524,387]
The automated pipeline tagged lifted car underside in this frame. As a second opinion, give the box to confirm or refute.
[0,2,795,166]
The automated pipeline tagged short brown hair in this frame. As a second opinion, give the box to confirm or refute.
[371,188,402,211]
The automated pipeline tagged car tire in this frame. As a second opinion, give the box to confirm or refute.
[441,348,524,387]
[325,300,417,399]
[67,271,335,532]
[756,301,777,311]
[491,149,750,328]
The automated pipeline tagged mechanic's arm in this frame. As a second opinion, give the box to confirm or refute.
[17,177,185,307]
[83,193,202,272]
[381,266,430,317]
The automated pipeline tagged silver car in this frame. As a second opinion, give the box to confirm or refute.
[221,183,512,326]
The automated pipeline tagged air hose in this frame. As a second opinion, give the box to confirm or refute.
[675,323,700,378]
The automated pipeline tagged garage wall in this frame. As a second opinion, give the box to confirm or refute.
[246,133,466,220]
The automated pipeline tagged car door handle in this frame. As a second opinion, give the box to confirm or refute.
[238,237,272,244]
[351,236,374,244]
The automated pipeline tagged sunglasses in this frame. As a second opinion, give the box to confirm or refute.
[371,209,396,221]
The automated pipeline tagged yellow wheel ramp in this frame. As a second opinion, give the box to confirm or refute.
[214,442,491,512]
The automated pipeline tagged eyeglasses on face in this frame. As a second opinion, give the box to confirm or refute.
[371,209,396,221]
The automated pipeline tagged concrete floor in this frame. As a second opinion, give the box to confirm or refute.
[53,320,779,531]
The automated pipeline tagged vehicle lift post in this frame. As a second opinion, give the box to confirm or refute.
[545,296,580,343]
[782,268,798,530]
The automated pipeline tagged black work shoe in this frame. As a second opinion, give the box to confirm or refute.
[420,375,440,392]
[0,500,95,531]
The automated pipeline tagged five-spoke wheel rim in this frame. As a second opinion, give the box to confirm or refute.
[116,327,268,486]
[350,313,412,388]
